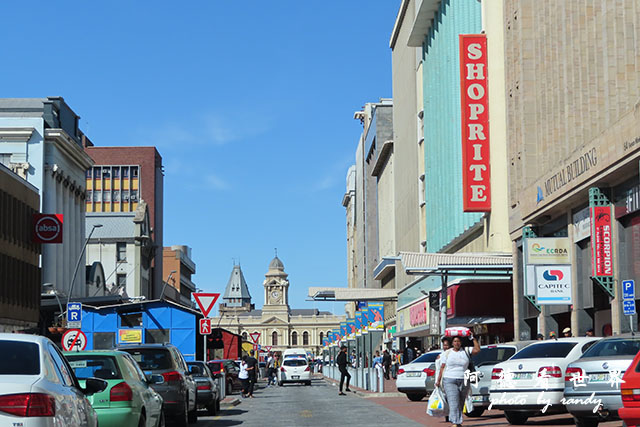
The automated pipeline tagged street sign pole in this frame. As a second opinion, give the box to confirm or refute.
[204,334,207,362]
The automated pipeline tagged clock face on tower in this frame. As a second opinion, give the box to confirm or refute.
[271,290,281,302]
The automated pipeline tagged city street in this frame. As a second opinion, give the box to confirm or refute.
[190,378,623,426]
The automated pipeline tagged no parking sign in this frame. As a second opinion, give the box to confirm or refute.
[62,329,87,352]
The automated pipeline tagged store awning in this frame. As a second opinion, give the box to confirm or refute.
[374,251,513,280]
[307,287,397,302]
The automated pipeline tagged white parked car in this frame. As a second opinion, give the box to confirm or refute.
[0,333,107,426]
[396,350,440,401]
[279,357,311,386]
[489,337,600,425]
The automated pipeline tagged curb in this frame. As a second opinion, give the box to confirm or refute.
[222,397,241,406]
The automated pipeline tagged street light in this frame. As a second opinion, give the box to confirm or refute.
[160,270,177,301]
[68,223,103,301]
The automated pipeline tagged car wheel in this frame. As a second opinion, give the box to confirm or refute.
[187,403,198,424]
[504,411,529,425]
[138,413,146,427]
[574,416,599,427]
[216,398,221,413]
[157,410,165,427]
[406,393,426,401]
[174,402,188,427]
[465,407,485,417]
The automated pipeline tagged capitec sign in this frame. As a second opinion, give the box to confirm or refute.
[591,206,613,277]
[459,34,491,212]
[409,301,428,327]
[535,265,572,304]
[33,214,63,244]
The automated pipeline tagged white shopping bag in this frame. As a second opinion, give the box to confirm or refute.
[426,387,448,417]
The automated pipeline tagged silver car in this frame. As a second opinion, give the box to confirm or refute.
[466,341,536,417]
[564,335,640,427]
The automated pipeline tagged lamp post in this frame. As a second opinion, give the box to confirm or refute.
[68,224,102,301]
[160,270,177,301]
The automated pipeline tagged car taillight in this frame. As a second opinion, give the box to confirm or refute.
[538,366,562,378]
[423,368,435,376]
[491,368,503,380]
[565,367,584,382]
[0,393,55,417]
[622,388,640,402]
[281,367,286,372]
[162,371,183,383]
[304,365,310,372]
[197,384,212,391]
[398,368,405,375]
[110,382,133,402]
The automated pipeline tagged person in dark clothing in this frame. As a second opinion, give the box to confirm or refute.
[336,345,351,395]
[382,350,392,380]
[245,350,258,397]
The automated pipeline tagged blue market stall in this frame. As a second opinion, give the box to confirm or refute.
[79,299,199,360]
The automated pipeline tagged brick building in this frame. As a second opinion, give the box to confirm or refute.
[83,145,164,298]
[162,245,196,307]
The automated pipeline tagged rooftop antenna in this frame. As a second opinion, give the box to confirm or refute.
[275,247,278,258]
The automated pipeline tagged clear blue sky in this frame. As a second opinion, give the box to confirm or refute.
[2,1,400,315]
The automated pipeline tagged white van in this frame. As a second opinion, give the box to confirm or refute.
[282,348,308,360]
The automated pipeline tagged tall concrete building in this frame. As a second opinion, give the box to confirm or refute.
[505,0,640,338]
[0,97,94,299]
[84,145,164,298]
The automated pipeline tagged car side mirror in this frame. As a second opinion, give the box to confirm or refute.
[83,377,108,396]
[147,374,165,385]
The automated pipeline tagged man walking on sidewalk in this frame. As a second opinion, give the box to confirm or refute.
[337,345,351,395]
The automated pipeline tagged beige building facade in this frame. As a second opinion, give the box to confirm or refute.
[505,0,640,339]
[212,257,344,354]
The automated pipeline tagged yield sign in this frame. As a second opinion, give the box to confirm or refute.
[264,345,272,352]
[249,332,261,343]
[193,293,220,318]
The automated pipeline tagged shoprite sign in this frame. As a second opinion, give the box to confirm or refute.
[459,34,491,212]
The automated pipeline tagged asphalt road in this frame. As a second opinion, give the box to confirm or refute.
[190,377,421,426]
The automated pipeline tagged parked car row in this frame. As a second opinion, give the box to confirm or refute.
[0,333,222,427]
[397,334,640,426]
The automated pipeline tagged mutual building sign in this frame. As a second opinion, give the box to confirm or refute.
[459,34,491,212]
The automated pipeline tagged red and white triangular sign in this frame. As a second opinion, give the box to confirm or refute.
[264,345,272,352]
[193,293,220,318]
[249,332,261,343]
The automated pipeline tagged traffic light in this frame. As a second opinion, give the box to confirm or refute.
[211,328,224,349]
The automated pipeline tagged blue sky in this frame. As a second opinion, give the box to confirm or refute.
[2,1,400,315]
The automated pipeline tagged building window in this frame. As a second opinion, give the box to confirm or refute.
[319,332,324,343]
[131,190,138,202]
[291,331,298,346]
[102,167,111,178]
[303,331,309,346]
[86,190,93,201]
[93,332,115,350]
[116,273,127,290]
[131,166,139,177]
[123,167,129,178]
[93,191,101,202]
[113,190,120,202]
[145,329,169,344]
[117,242,127,262]
[120,312,143,328]
[94,167,101,179]
[272,331,278,346]
[85,169,92,178]
[122,190,130,202]
[103,191,111,203]
[113,167,120,178]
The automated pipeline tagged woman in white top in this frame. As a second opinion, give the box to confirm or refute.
[435,336,481,427]
[238,356,250,398]
[434,337,452,382]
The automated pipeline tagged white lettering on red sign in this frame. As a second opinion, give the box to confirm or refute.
[460,35,491,212]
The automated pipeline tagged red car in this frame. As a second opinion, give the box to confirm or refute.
[207,359,241,395]
[619,349,640,426]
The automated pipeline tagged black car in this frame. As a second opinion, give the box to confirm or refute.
[186,361,221,415]
[118,343,198,426]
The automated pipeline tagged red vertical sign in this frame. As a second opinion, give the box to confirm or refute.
[460,34,491,212]
[590,206,613,277]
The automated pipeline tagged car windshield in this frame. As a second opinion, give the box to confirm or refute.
[412,352,439,364]
[510,342,577,360]
[66,355,122,380]
[472,347,517,367]
[208,362,222,372]
[582,338,640,358]
[283,358,308,367]
[122,348,172,370]
[0,341,39,375]
[187,362,208,377]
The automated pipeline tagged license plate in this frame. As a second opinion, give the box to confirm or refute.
[406,372,421,377]
[589,373,609,382]
[512,372,533,380]
[472,395,485,402]
[292,376,300,379]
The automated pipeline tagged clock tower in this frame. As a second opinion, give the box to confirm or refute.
[262,255,290,315]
